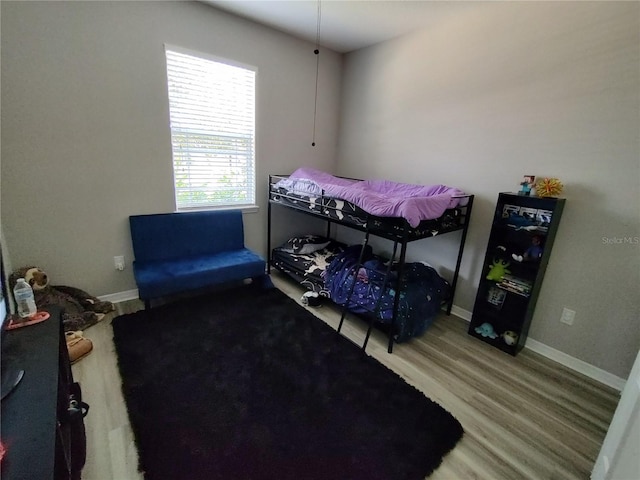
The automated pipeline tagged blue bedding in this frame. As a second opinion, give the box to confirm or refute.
[324,245,450,342]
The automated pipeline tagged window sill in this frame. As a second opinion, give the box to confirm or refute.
[176,205,259,214]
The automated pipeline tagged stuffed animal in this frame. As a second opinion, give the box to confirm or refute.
[9,266,114,332]
[475,322,498,339]
[512,235,544,263]
[501,330,519,346]
[486,259,511,281]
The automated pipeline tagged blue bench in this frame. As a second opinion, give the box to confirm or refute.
[129,210,267,309]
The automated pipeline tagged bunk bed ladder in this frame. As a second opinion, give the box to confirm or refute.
[384,238,408,354]
[336,228,407,354]
[363,238,403,353]
[336,231,371,338]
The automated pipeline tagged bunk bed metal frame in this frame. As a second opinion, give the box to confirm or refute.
[267,174,474,353]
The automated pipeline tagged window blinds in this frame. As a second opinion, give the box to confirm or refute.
[165,48,256,209]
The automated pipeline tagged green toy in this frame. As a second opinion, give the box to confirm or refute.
[486,259,510,281]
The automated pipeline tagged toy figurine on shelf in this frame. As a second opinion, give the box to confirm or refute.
[518,175,536,196]
[512,234,544,262]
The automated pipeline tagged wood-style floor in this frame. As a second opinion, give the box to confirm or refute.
[72,272,620,480]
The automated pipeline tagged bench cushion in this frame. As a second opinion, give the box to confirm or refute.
[133,249,266,300]
[130,210,246,263]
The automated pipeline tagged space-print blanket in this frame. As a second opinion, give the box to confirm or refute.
[324,245,451,342]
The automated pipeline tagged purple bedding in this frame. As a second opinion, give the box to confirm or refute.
[276,167,467,227]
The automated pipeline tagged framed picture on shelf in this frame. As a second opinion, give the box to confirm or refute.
[486,286,506,308]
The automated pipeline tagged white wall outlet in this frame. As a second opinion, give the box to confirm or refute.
[560,307,576,325]
[114,255,125,271]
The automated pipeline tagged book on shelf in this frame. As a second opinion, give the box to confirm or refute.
[498,274,532,296]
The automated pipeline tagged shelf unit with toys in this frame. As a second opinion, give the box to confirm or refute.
[468,192,565,355]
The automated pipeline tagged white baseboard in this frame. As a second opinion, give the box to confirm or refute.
[447,305,626,391]
[98,289,139,304]
[449,304,472,322]
[524,339,626,391]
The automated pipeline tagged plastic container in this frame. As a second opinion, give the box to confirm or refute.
[13,278,37,318]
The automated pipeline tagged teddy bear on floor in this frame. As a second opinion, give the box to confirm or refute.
[9,266,114,332]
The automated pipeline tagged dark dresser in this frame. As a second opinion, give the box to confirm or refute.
[1,306,87,479]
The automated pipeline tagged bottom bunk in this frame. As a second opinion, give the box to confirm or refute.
[271,235,451,343]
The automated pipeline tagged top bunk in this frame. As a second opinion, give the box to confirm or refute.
[269,167,474,242]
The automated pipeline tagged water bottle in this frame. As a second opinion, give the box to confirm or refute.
[14,278,37,318]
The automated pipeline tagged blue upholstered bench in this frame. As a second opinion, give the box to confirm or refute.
[129,210,267,309]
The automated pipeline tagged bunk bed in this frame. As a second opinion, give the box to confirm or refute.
[267,167,474,353]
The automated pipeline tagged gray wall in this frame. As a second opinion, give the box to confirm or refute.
[1,1,342,295]
[336,1,639,378]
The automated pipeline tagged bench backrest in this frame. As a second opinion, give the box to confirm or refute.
[129,210,246,263]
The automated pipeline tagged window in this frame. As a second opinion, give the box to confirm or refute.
[165,47,256,210]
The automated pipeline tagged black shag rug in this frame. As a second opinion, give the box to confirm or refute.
[112,284,463,480]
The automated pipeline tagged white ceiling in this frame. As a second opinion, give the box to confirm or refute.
[203,1,481,53]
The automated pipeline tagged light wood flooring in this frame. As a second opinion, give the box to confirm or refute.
[72,272,620,479]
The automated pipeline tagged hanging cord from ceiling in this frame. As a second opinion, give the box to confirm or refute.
[312,0,321,146]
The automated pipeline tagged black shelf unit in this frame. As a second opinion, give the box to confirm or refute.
[468,192,565,355]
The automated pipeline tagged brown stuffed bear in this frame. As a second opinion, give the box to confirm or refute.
[9,266,114,332]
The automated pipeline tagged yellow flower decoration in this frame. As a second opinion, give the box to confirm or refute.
[536,177,563,197]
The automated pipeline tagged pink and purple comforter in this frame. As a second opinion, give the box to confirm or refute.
[277,167,467,227]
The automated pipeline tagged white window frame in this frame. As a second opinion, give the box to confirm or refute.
[164,45,257,211]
